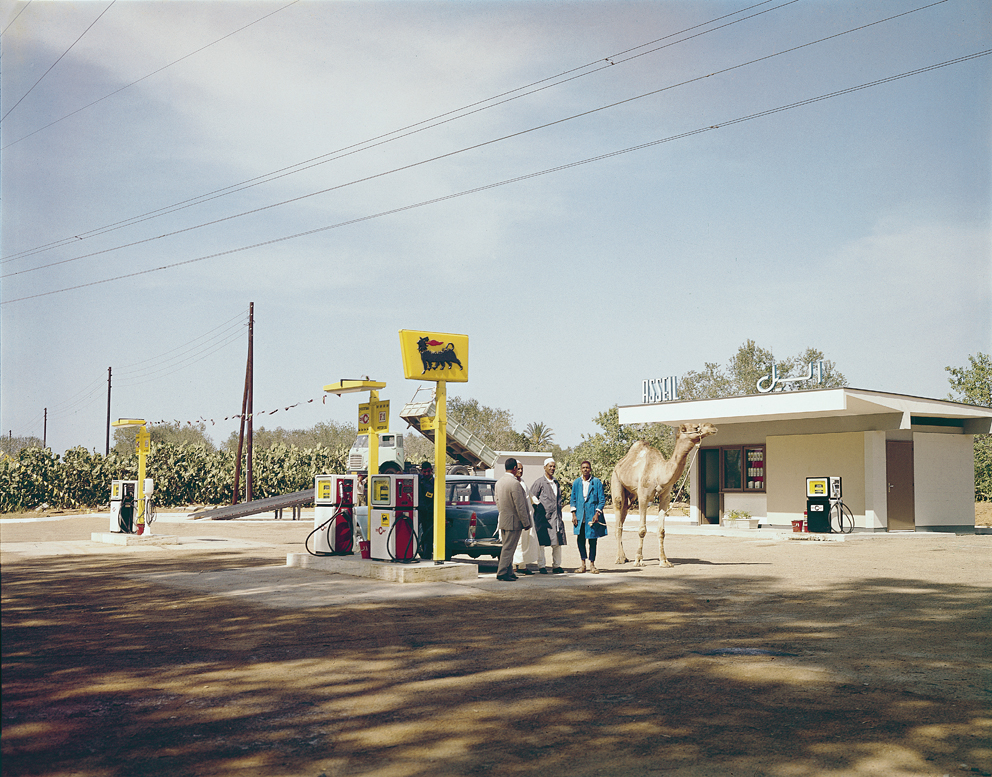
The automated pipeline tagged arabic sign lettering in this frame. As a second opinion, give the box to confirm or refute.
[757,360,825,393]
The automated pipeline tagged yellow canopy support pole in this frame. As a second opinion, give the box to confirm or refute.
[433,380,446,561]
[368,390,380,477]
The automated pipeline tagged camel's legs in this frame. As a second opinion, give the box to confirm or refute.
[614,496,629,564]
[634,499,649,566]
[658,496,674,568]
[658,514,674,568]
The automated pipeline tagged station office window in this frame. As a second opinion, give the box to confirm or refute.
[720,445,765,492]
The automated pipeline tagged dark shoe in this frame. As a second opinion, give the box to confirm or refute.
[551,567,565,574]
[496,573,517,581]
[517,568,534,575]
[538,568,549,575]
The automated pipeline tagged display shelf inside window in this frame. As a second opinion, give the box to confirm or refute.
[744,446,766,491]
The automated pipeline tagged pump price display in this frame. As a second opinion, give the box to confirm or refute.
[806,478,828,497]
[316,478,333,501]
[371,475,392,506]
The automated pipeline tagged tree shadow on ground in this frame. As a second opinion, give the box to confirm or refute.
[3,551,990,777]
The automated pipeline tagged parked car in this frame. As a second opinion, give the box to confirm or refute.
[443,475,501,560]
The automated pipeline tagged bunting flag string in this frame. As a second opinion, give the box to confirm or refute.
[147,395,330,427]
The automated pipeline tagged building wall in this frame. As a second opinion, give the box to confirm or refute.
[490,452,552,492]
[766,432,866,527]
[913,433,975,530]
[864,431,888,530]
[723,492,767,519]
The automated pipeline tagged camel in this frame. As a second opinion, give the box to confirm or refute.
[611,422,718,567]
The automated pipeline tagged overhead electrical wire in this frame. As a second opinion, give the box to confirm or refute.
[0,0,955,283]
[0,0,791,265]
[114,329,247,388]
[114,309,246,378]
[8,308,247,437]
[0,0,300,143]
[1,1,116,122]
[0,0,32,40]
[4,49,986,306]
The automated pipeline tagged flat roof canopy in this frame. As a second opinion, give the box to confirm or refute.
[618,388,992,435]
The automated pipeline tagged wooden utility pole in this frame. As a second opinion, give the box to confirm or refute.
[233,303,254,504]
[106,367,112,455]
[43,408,47,448]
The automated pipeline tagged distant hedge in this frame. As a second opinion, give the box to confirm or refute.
[0,442,347,513]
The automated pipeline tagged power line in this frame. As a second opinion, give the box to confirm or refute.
[115,309,246,376]
[1,1,116,123]
[1,0,32,40]
[4,49,985,306]
[1,0,954,283]
[0,0,789,265]
[0,0,299,143]
[115,327,246,386]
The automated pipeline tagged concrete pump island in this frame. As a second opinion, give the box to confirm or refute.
[4,334,991,777]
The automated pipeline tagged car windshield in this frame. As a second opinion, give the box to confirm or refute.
[446,481,496,506]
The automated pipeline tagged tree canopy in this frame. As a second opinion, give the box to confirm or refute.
[114,421,215,454]
[679,340,846,400]
[946,352,991,408]
[946,353,991,500]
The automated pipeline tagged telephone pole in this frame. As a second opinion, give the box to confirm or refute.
[106,367,112,455]
[233,303,254,504]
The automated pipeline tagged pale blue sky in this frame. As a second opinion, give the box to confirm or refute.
[2,0,989,455]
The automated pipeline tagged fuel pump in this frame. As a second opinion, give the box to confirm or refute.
[805,477,831,533]
[140,478,155,536]
[307,474,357,555]
[109,480,139,533]
[368,473,419,562]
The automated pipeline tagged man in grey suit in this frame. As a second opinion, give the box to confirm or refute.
[495,457,531,581]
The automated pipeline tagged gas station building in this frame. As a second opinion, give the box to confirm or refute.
[618,388,992,533]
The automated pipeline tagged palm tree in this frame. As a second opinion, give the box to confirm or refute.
[524,422,555,449]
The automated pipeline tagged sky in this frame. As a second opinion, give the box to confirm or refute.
[1,0,989,456]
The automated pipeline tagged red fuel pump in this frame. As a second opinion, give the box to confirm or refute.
[308,474,357,555]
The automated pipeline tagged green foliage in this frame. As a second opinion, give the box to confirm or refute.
[0,447,60,511]
[946,352,992,500]
[0,435,44,457]
[220,420,356,453]
[402,433,436,469]
[114,421,215,454]
[524,422,555,449]
[946,352,992,407]
[447,395,528,451]
[680,340,846,399]
[0,439,350,513]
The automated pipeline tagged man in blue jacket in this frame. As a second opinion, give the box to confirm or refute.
[570,459,606,574]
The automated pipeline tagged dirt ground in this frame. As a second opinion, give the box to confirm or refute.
[2,514,990,777]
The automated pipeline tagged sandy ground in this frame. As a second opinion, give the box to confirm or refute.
[2,513,991,777]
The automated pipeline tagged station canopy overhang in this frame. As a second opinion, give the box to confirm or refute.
[618,387,992,437]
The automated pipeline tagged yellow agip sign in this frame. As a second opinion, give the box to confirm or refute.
[398,330,469,383]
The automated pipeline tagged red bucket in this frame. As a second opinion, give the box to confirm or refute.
[358,540,370,559]
[791,519,804,533]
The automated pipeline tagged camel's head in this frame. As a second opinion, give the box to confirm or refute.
[678,422,718,445]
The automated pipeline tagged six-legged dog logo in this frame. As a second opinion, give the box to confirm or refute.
[417,337,464,374]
